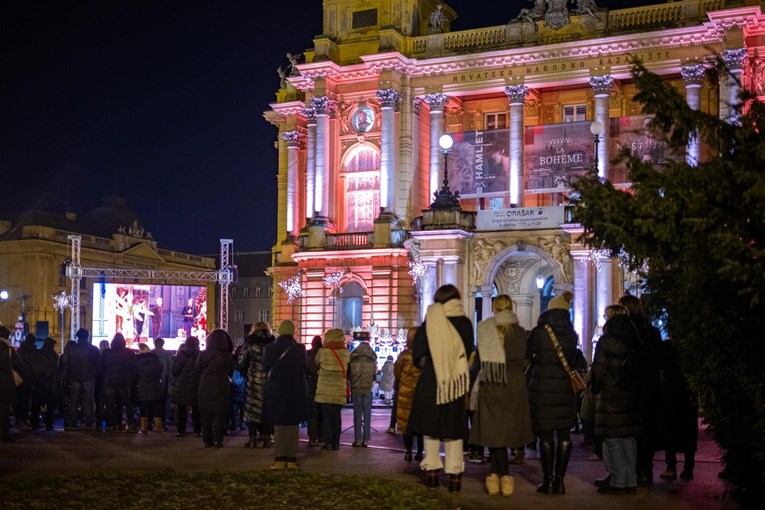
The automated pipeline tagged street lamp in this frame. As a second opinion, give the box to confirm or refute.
[590,120,604,174]
[429,133,461,210]
[0,290,8,302]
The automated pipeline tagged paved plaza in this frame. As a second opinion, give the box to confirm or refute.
[0,407,740,509]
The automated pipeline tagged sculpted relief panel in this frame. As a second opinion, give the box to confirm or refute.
[495,258,538,294]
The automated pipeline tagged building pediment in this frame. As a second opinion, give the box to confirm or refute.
[119,242,166,263]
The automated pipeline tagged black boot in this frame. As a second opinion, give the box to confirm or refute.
[425,469,440,488]
[448,473,462,493]
[552,440,572,495]
[244,433,256,448]
[262,433,272,448]
[537,442,555,494]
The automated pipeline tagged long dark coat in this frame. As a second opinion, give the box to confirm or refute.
[99,341,137,387]
[196,334,234,414]
[0,340,23,404]
[238,331,274,424]
[136,352,164,403]
[527,308,581,434]
[62,340,100,383]
[261,335,308,426]
[29,339,60,400]
[470,316,534,448]
[591,315,644,438]
[407,315,474,440]
[171,345,200,406]
[660,340,697,453]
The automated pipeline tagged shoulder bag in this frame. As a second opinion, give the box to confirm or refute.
[544,324,586,395]
[329,348,350,400]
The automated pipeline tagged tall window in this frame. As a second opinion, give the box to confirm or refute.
[344,145,380,232]
[255,287,262,298]
[234,310,244,323]
[338,281,365,333]
[258,309,270,324]
[563,104,586,123]
[242,287,249,299]
[485,112,507,130]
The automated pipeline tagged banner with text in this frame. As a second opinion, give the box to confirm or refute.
[446,129,510,198]
[523,121,593,194]
[609,115,671,185]
[476,206,566,231]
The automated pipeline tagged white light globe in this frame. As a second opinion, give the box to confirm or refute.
[590,120,604,136]
[439,133,453,150]
[0,290,8,300]
[535,274,546,290]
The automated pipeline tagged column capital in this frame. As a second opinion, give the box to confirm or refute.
[722,48,747,72]
[311,96,336,115]
[376,88,402,109]
[589,75,614,96]
[681,64,705,87]
[423,93,448,112]
[302,106,317,124]
[412,97,424,115]
[281,130,305,148]
[504,84,529,105]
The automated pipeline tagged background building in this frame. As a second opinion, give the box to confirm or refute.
[266,0,764,359]
[227,251,273,344]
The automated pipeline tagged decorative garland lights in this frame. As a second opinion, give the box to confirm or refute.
[278,273,305,303]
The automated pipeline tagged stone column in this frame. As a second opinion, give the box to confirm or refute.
[595,256,613,333]
[681,64,705,166]
[303,106,317,218]
[377,88,402,212]
[311,96,334,218]
[505,84,528,206]
[282,131,303,235]
[722,48,747,124]
[436,258,445,289]
[571,252,593,362]
[424,93,448,200]
[480,284,494,322]
[589,75,613,180]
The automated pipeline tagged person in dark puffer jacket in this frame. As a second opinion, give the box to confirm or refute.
[28,338,60,431]
[99,333,137,432]
[171,336,201,437]
[348,336,377,447]
[527,290,585,495]
[196,329,234,447]
[238,322,275,448]
[136,343,164,433]
[591,304,644,495]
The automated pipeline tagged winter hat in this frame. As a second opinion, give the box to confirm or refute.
[0,325,10,340]
[548,290,574,311]
[386,355,394,361]
[75,328,90,341]
[324,328,345,345]
[278,320,295,336]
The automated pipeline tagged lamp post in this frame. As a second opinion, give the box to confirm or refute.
[53,291,71,351]
[429,134,461,210]
[590,120,604,174]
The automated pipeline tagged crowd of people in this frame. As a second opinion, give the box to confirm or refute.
[0,284,698,497]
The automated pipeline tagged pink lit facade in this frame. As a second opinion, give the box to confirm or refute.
[264,0,765,360]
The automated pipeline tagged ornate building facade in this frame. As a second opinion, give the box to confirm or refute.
[265,0,765,360]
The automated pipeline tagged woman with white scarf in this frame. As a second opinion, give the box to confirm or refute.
[408,285,474,493]
[469,295,534,496]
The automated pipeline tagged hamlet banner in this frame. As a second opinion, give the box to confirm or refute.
[446,129,511,197]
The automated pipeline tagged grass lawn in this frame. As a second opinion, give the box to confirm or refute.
[0,469,472,510]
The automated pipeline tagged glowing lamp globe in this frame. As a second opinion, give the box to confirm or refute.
[590,120,604,136]
[439,134,453,150]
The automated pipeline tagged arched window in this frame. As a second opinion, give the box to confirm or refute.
[337,281,366,333]
[343,145,380,232]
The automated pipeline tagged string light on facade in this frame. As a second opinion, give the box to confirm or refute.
[323,267,346,294]
[408,260,428,286]
[53,291,71,312]
[584,249,610,270]
[278,273,305,303]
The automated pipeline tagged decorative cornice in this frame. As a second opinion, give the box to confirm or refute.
[681,63,705,86]
[423,93,448,112]
[589,74,614,95]
[504,84,529,104]
[376,88,402,109]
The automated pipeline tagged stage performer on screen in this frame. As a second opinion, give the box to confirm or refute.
[133,297,153,344]
[150,297,163,339]
[114,288,129,335]
[182,298,195,338]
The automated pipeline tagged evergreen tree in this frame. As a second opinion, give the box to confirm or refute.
[570,62,765,504]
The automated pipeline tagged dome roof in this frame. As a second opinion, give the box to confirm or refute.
[80,196,146,238]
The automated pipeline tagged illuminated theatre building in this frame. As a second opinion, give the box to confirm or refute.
[265,0,765,361]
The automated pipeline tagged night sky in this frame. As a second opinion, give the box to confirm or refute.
[2,0,648,255]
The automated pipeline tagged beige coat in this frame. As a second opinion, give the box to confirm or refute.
[314,341,349,405]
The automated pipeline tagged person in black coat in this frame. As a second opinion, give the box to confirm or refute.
[261,320,308,469]
[1,325,24,442]
[196,329,234,447]
[238,322,276,448]
[619,294,663,486]
[305,335,323,446]
[61,328,100,431]
[591,304,644,495]
[14,333,37,429]
[28,338,60,431]
[658,338,698,481]
[136,344,165,433]
[99,333,137,432]
[171,337,201,437]
[408,285,474,493]
[527,290,584,495]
